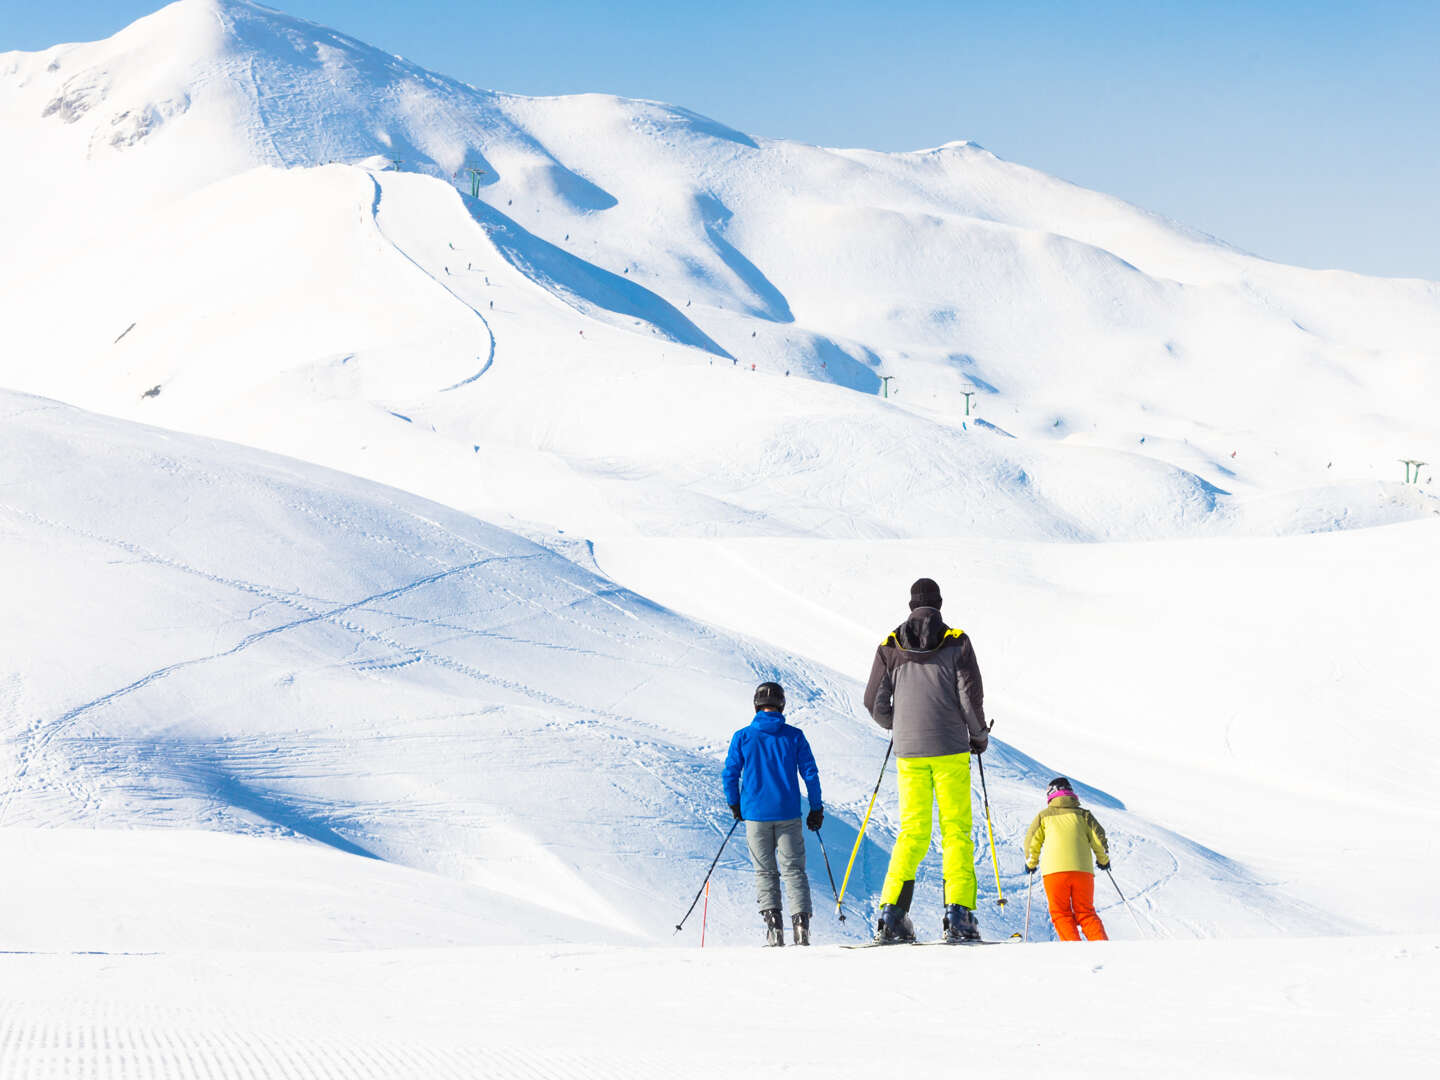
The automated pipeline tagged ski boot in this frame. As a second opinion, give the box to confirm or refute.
[873,904,916,945]
[792,912,811,946]
[942,904,982,943]
[762,909,786,947]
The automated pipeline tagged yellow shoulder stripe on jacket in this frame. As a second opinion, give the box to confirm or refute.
[880,628,964,647]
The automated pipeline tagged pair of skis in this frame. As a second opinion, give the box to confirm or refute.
[841,938,1010,950]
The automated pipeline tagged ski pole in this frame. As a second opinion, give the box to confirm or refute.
[815,826,846,921]
[700,878,710,948]
[1024,868,1035,942]
[1104,866,1146,937]
[674,819,741,933]
[974,750,1007,908]
[836,741,893,915]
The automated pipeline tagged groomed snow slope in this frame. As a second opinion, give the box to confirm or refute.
[2,938,1436,1078]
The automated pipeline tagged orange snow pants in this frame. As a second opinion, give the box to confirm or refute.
[1043,871,1108,941]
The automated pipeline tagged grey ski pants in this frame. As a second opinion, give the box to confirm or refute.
[745,817,811,915]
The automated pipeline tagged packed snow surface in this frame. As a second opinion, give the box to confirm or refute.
[1,1,1438,1076]
[2,938,1436,1078]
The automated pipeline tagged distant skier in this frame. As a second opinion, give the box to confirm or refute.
[722,681,824,946]
[1023,777,1110,941]
[863,578,989,944]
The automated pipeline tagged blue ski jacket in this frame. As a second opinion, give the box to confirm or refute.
[722,712,822,822]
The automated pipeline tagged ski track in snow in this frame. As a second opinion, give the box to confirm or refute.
[0,493,697,834]
[0,522,529,827]
[365,172,496,392]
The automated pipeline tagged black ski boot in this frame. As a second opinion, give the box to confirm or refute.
[873,904,916,945]
[762,909,785,947]
[943,904,982,943]
[792,912,811,946]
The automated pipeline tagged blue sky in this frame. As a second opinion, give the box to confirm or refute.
[7,0,1438,280]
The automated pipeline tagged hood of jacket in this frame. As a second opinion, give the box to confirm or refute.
[1046,794,1081,809]
[751,710,786,733]
[894,607,950,652]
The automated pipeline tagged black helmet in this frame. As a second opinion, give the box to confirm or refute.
[909,577,943,611]
[753,681,786,711]
[1046,776,1076,800]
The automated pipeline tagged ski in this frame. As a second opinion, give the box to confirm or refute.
[840,939,1006,949]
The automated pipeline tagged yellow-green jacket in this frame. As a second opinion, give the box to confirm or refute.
[1023,795,1109,875]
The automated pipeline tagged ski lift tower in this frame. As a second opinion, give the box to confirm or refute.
[1401,459,1426,483]
[961,390,975,417]
[879,376,894,399]
[466,166,486,198]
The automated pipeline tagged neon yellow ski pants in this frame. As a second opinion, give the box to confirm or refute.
[880,752,976,908]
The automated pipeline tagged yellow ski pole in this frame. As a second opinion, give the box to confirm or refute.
[836,741,892,915]
[975,751,1007,908]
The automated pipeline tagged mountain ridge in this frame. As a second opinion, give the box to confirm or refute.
[1,0,1436,536]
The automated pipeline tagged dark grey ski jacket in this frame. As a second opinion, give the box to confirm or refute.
[862,607,988,759]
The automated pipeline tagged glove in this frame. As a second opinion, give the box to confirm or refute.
[1097,861,1111,872]
[730,803,743,821]
[806,808,823,831]
[1024,864,1037,875]
[969,738,987,755]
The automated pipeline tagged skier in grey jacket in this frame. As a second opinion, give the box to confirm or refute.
[862,577,989,943]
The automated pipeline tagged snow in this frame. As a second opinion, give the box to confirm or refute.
[596,523,1440,932]
[3,3,1438,527]
[4,390,1342,949]
[1,938,1437,1077]
[0,828,623,951]
[1,1,1438,1075]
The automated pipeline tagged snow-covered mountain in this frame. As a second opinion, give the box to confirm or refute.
[2,3,1439,1072]
[1,0,1435,548]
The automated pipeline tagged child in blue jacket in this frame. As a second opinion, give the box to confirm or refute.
[722,681,824,946]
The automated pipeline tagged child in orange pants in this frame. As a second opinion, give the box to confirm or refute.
[1023,777,1110,941]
